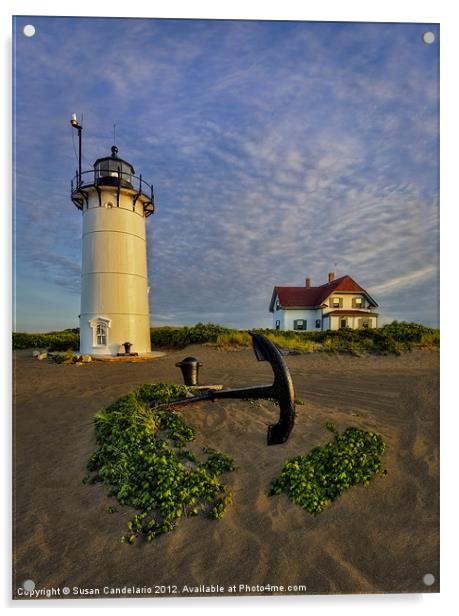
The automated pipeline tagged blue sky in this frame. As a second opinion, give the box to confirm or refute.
[12,17,439,331]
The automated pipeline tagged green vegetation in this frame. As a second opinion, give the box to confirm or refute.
[216,329,252,348]
[152,321,439,355]
[257,322,439,355]
[200,447,238,477]
[269,424,386,514]
[12,329,79,351]
[85,383,236,543]
[51,350,78,364]
[150,322,228,349]
[13,321,439,355]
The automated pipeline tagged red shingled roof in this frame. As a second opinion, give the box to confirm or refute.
[269,275,378,311]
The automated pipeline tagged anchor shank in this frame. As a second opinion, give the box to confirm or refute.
[208,384,274,401]
[151,384,275,411]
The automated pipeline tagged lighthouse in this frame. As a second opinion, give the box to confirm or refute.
[70,115,154,356]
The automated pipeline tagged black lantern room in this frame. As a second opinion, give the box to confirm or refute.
[93,145,134,189]
[70,138,155,217]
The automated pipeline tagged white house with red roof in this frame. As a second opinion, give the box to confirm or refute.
[269,272,379,331]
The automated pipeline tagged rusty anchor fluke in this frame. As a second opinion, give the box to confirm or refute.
[154,332,296,445]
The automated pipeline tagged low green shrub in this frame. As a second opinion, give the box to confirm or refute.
[256,321,439,355]
[14,321,439,355]
[152,321,439,354]
[85,383,237,543]
[51,349,77,364]
[200,447,238,477]
[150,322,229,349]
[216,330,251,348]
[13,330,80,351]
[269,424,386,514]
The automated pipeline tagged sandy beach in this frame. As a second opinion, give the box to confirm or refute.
[12,346,439,598]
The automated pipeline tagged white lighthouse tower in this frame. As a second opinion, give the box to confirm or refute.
[70,115,154,356]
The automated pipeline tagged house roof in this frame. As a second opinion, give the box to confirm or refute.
[269,275,378,312]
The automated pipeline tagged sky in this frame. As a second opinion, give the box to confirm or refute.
[12,16,439,331]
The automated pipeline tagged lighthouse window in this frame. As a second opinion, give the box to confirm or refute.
[89,317,111,349]
[96,323,107,346]
[121,163,132,183]
[97,161,110,178]
[95,159,133,186]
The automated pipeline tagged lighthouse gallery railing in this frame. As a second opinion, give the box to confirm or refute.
[70,168,155,216]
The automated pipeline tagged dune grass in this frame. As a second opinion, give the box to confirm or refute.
[12,329,80,351]
[151,321,439,355]
[13,321,439,355]
[216,330,251,348]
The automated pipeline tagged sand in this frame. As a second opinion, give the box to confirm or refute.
[12,346,439,598]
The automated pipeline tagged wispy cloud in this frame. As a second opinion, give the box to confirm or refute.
[371,266,437,295]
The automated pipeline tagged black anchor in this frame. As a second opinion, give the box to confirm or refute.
[156,332,296,445]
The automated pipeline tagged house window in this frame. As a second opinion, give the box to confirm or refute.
[353,297,363,308]
[275,300,280,311]
[332,297,342,308]
[275,320,280,330]
[339,318,347,329]
[294,319,306,330]
[315,319,321,329]
[362,318,370,329]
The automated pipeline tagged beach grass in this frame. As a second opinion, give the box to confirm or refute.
[13,321,439,355]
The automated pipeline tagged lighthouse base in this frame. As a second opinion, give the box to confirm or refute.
[89,351,166,362]
[79,313,152,357]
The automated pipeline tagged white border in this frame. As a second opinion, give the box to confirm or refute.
[2,1,457,614]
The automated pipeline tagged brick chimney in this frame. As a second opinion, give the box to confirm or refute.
[328,271,336,283]
[305,277,311,288]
